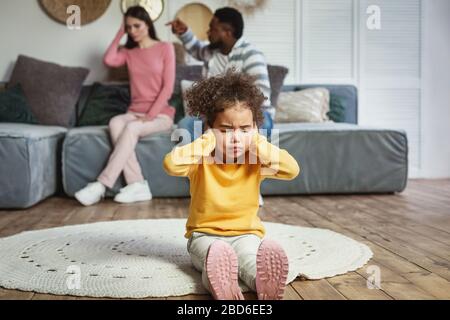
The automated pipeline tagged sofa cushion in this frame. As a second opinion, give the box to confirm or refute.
[0,83,38,124]
[0,123,67,139]
[8,55,89,127]
[263,122,408,194]
[62,126,190,198]
[0,123,67,209]
[62,122,408,198]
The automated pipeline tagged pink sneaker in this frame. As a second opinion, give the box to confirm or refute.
[205,241,244,300]
[256,239,289,300]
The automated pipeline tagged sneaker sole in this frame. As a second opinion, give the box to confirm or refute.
[206,241,244,300]
[74,193,102,207]
[256,239,289,300]
[113,193,152,204]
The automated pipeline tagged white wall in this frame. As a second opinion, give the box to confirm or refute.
[358,0,422,175]
[0,0,298,84]
[1,0,121,84]
[421,0,450,178]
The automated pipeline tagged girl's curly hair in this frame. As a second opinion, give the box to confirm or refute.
[184,70,266,127]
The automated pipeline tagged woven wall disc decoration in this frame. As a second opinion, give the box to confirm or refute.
[39,0,112,26]
[175,3,213,41]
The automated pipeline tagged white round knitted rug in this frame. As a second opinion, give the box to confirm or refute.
[0,219,372,298]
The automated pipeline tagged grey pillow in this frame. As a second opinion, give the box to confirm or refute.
[174,65,204,96]
[267,65,289,107]
[8,55,89,127]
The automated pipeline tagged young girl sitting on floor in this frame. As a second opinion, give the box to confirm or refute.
[163,71,300,300]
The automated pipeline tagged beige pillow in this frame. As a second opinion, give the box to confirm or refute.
[275,88,331,123]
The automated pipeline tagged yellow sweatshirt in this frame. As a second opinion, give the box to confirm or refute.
[163,131,300,239]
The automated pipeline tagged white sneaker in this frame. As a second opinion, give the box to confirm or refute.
[259,194,264,207]
[114,180,152,204]
[74,182,106,206]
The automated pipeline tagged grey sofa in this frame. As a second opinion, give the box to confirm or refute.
[62,84,408,198]
[0,82,408,209]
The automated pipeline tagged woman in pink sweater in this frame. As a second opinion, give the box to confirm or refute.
[75,6,176,206]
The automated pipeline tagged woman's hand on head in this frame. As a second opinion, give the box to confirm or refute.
[118,21,127,36]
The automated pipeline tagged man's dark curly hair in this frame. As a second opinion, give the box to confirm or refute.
[184,70,266,128]
[214,7,244,40]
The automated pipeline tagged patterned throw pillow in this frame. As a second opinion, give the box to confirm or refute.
[0,83,38,124]
[77,83,130,127]
[275,88,331,123]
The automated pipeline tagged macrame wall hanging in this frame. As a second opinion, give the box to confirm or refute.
[227,0,268,15]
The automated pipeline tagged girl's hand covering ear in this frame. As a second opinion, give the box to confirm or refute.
[200,129,217,157]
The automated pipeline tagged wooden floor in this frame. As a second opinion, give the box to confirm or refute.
[0,179,449,300]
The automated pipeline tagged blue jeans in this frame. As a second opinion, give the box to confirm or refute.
[177,111,274,144]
